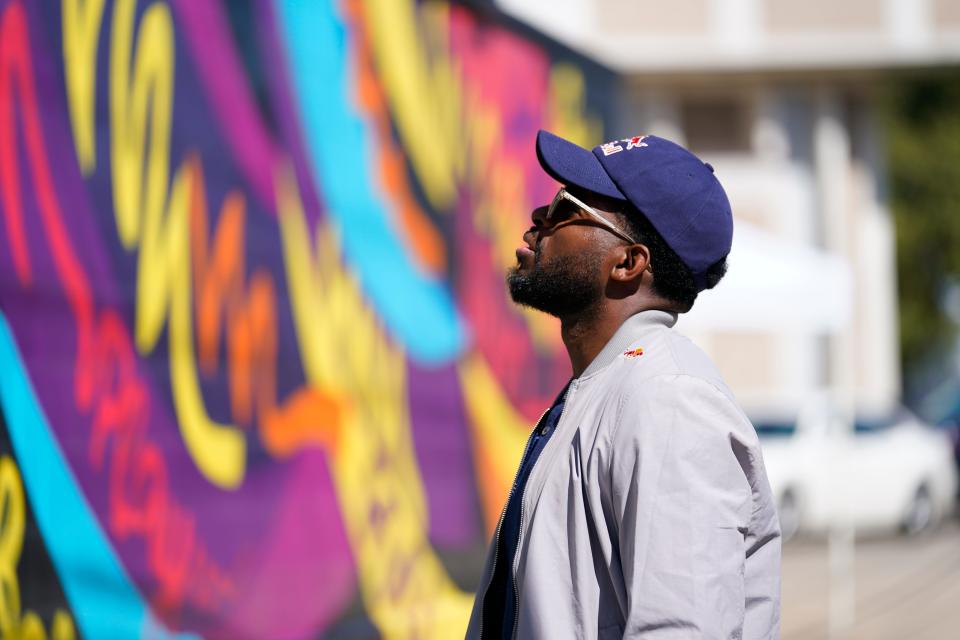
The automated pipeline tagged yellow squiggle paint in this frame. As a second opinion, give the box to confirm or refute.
[277,165,472,638]
[456,353,533,534]
[0,456,76,640]
[546,63,603,151]
[106,0,244,489]
[61,0,105,175]
[108,0,171,251]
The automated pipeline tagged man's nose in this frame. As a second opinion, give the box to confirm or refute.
[523,225,538,245]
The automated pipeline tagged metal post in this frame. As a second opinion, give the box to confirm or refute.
[815,88,857,639]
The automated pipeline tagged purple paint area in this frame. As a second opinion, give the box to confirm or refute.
[406,361,479,547]
[216,450,356,639]
[172,0,277,210]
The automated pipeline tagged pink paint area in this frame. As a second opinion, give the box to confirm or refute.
[448,7,571,419]
[215,450,356,639]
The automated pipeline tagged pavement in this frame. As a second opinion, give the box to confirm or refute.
[781,519,960,639]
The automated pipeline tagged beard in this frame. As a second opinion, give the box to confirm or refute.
[506,246,604,318]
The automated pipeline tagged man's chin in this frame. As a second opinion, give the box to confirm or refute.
[505,269,526,300]
[506,270,533,301]
[506,271,554,316]
[505,263,602,319]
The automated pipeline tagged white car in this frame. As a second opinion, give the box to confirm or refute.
[754,400,957,540]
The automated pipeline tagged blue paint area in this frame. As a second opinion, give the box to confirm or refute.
[276,0,467,365]
[0,312,198,640]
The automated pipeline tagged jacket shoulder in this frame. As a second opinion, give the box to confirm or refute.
[604,327,758,445]
[613,325,728,392]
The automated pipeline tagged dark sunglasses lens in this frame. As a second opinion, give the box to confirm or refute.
[548,197,579,222]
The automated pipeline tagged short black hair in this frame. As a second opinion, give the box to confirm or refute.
[616,205,728,311]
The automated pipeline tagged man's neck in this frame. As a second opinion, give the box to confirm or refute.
[560,305,626,378]
[561,300,678,378]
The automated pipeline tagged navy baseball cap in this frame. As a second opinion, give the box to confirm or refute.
[535,129,733,291]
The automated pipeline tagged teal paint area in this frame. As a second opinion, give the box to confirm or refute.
[276,0,468,365]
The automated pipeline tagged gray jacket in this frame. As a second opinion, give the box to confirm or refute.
[466,310,781,639]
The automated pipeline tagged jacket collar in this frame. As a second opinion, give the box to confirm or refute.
[579,309,678,379]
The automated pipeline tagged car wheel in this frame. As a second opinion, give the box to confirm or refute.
[902,484,935,536]
[778,489,801,542]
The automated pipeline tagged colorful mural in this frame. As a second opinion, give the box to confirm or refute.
[0,0,613,637]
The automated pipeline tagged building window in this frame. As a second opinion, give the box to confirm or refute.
[680,97,751,153]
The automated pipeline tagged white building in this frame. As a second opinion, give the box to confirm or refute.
[499,0,960,415]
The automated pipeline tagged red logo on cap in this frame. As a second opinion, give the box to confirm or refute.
[600,141,623,156]
[623,135,649,150]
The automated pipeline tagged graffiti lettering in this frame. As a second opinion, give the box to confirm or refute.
[0,0,231,614]
[88,311,233,614]
[106,0,245,489]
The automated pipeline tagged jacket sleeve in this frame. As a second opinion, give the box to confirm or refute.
[606,374,780,639]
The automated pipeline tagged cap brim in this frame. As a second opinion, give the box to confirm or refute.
[535,130,626,201]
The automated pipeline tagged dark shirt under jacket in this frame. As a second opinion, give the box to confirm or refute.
[481,386,568,639]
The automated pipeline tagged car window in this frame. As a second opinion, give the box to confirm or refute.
[853,412,901,434]
[753,421,796,437]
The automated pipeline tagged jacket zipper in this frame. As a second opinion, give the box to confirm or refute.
[477,406,551,640]
[510,382,575,639]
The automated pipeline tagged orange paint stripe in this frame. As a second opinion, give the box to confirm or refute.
[260,387,343,459]
[187,156,343,458]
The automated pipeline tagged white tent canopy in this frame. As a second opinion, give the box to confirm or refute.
[677,223,853,334]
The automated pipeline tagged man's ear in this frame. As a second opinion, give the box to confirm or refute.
[610,244,651,282]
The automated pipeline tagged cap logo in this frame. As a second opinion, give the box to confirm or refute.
[600,141,623,156]
[600,135,649,156]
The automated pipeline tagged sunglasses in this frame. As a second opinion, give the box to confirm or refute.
[541,188,637,245]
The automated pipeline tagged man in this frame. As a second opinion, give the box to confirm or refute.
[465,131,781,639]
